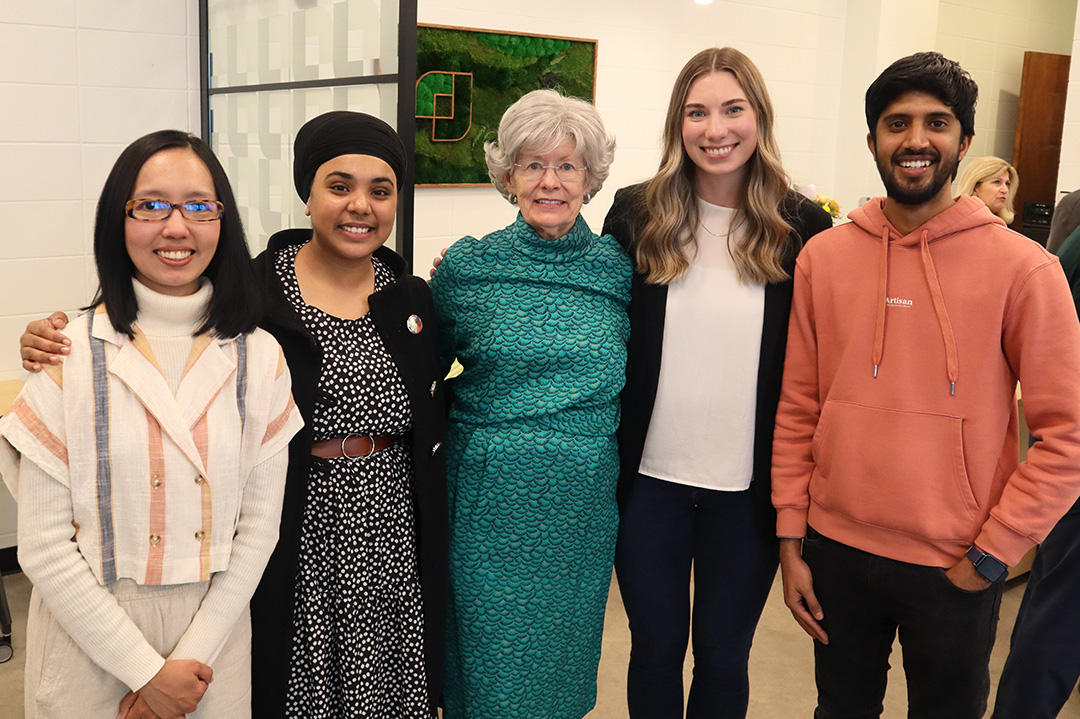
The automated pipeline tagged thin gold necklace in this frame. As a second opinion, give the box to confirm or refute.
[699,219,730,238]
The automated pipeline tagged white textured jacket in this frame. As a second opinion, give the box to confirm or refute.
[0,303,303,689]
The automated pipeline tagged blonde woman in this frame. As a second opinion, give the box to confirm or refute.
[602,47,832,719]
[955,156,1018,223]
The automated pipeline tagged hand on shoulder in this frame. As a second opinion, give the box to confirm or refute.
[20,312,70,372]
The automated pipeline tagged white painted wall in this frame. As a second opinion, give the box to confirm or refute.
[938,0,1077,185]
[5,0,1077,379]
[829,0,942,220]
[412,0,1079,264]
[1058,7,1080,195]
[412,0,850,267]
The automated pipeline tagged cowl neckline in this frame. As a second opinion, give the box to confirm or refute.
[512,212,594,263]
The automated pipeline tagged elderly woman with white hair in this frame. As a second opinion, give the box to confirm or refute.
[955,155,1019,224]
[429,89,630,719]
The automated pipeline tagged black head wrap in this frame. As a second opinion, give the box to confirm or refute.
[292,111,407,202]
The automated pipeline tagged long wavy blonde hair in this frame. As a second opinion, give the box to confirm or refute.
[637,47,792,285]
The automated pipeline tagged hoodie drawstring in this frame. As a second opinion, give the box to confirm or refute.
[919,230,959,395]
[872,225,888,379]
[872,227,959,396]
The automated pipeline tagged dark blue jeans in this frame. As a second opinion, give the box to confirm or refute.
[614,474,778,719]
[993,496,1080,719]
[803,528,1003,719]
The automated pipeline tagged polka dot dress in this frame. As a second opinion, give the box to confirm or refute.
[276,243,431,719]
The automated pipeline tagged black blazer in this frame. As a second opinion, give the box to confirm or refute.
[249,230,448,718]
[602,183,833,540]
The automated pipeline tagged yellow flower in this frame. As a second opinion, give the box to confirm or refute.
[814,193,841,219]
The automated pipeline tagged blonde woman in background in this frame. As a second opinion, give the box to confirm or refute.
[955,156,1018,223]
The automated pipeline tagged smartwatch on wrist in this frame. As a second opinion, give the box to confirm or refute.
[965,545,1008,583]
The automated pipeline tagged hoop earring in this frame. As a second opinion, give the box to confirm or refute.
[510,194,518,205]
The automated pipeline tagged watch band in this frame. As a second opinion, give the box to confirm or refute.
[965,545,1008,583]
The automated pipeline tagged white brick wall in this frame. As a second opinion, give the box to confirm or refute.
[0,0,198,545]
[0,0,199,384]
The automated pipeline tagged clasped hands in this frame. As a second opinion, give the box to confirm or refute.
[116,659,213,719]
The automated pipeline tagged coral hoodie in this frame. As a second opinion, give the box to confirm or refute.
[772,195,1080,567]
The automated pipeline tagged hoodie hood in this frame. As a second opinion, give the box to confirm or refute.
[849,194,1008,245]
[847,195,1008,396]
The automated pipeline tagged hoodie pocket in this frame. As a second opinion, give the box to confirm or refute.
[810,399,979,542]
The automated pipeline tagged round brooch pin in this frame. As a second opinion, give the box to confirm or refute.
[407,315,423,334]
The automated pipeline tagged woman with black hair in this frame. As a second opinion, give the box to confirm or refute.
[1,130,303,719]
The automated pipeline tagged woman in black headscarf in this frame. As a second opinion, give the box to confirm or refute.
[249,111,447,719]
[18,112,448,719]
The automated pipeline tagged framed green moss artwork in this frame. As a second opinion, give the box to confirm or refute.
[415,24,598,187]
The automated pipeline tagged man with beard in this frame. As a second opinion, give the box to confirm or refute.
[770,52,1080,719]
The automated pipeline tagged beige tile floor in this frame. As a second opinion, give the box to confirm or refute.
[590,572,1080,718]
[1,569,1077,718]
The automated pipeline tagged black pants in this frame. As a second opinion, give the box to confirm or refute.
[614,475,778,719]
[803,528,1003,719]
[993,496,1080,718]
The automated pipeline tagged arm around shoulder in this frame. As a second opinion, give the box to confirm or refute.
[19,312,71,372]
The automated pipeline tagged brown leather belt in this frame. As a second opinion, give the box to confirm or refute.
[311,434,398,459]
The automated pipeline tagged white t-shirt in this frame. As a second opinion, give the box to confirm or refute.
[638,198,765,491]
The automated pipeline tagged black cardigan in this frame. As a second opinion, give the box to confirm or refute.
[249,230,448,718]
[602,183,833,540]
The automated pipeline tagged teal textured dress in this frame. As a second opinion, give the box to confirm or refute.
[430,213,631,719]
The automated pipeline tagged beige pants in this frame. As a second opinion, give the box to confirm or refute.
[24,578,251,719]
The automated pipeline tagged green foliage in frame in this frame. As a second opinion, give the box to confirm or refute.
[415,24,597,186]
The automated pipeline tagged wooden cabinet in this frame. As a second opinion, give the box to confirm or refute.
[1012,51,1071,240]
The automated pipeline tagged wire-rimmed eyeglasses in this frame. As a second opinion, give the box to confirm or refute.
[512,161,587,182]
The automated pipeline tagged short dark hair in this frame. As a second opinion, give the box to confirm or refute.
[865,52,978,140]
[92,130,262,339]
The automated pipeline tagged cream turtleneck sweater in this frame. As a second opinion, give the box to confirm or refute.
[132,278,210,394]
